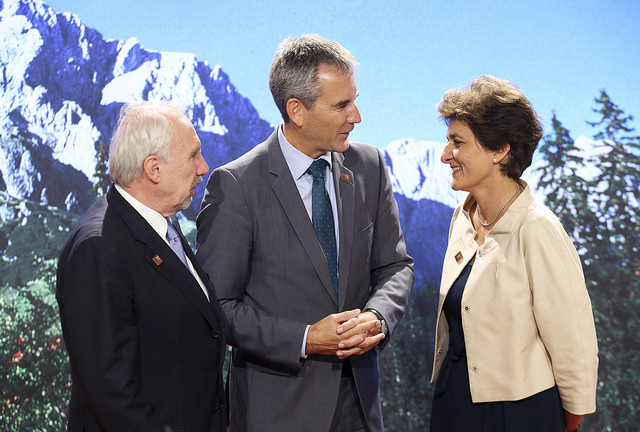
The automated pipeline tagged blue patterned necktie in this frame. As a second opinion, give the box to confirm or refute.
[307,159,338,295]
[165,217,189,268]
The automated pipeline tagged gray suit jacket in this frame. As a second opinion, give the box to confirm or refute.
[196,131,413,432]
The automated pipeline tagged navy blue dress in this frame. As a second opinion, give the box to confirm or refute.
[430,264,565,432]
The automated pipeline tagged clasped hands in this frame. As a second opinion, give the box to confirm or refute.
[305,309,384,359]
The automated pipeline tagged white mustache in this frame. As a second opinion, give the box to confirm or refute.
[192,176,203,188]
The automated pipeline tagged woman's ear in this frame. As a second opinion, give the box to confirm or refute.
[494,143,511,164]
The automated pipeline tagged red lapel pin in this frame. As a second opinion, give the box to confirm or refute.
[455,251,463,264]
[340,173,351,183]
[152,255,163,266]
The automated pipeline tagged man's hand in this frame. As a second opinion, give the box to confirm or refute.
[336,311,384,359]
[305,309,384,358]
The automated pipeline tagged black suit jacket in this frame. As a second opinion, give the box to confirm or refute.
[56,186,227,432]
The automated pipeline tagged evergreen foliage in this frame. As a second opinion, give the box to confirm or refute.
[536,113,597,246]
[537,91,640,431]
[0,192,76,430]
[380,280,438,430]
[90,140,111,198]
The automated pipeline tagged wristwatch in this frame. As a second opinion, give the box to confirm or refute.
[364,308,388,336]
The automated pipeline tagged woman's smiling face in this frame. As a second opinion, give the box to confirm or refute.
[441,118,495,193]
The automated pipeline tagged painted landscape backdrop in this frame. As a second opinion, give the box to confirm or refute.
[1,1,638,430]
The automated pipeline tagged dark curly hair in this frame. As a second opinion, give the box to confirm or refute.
[436,75,543,179]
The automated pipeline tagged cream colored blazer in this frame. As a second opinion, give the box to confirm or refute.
[431,182,598,415]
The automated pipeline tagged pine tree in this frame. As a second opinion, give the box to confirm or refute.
[536,113,596,246]
[90,140,111,197]
[587,90,640,279]
[583,90,640,430]
[536,98,640,430]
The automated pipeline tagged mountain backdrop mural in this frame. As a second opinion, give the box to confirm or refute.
[1,0,638,431]
[0,0,468,283]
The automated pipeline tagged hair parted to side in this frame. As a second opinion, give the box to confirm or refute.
[436,75,543,179]
[109,100,183,186]
[269,34,359,123]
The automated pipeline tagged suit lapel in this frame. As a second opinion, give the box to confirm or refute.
[165,228,224,330]
[332,152,354,310]
[177,227,222,304]
[266,136,339,305]
[108,187,220,330]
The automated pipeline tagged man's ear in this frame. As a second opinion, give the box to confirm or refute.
[143,155,161,184]
[286,98,305,127]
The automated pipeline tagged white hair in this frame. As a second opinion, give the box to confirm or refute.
[108,100,183,186]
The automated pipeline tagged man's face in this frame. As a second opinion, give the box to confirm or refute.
[161,114,209,215]
[298,63,361,158]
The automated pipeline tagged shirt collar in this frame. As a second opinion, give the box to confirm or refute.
[277,124,332,180]
[115,184,170,242]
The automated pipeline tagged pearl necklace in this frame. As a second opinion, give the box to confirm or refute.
[476,182,521,227]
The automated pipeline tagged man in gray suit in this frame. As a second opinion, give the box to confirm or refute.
[196,34,414,432]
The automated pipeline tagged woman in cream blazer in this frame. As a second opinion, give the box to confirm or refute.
[429,75,598,432]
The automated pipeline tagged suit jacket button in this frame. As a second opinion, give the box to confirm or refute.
[212,330,219,338]
[332,364,341,372]
[437,348,443,355]
[214,405,223,413]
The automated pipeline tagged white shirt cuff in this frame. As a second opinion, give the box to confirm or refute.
[301,325,310,358]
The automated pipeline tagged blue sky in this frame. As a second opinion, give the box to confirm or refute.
[45,0,640,148]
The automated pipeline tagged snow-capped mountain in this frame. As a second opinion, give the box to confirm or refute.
[383,138,467,209]
[0,0,493,284]
[0,0,273,216]
[6,0,588,285]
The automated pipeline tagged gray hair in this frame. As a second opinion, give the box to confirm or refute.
[108,101,182,186]
[269,34,358,123]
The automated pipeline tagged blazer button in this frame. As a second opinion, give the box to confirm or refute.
[212,330,219,338]
[437,348,443,355]
[464,305,470,312]
[332,363,341,372]
[214,405,223,413]
[471,366,478,373]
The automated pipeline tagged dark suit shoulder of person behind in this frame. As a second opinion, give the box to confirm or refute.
[56,100,227,432]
